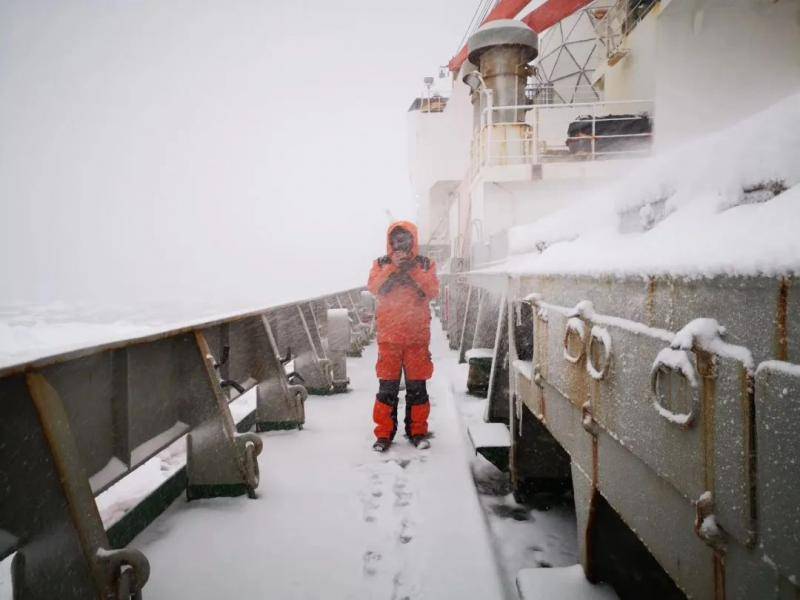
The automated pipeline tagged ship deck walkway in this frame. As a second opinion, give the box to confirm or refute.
[130,323,510,600]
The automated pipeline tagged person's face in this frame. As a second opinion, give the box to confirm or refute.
[390,228,413,256]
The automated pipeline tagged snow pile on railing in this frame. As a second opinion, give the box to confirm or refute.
[502,93,800,278]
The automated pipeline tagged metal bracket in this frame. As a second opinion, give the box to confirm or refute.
[694,492,727,552]
[533,363,544,388]
[586,326,612,380]
[96,547,150,600]
[186,332,264,500]
[650,348,699,428]
[563,317,586,364]
[256,316,308,431]
[581,402,600,436]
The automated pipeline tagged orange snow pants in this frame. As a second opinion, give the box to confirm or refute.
[373,343,432,440]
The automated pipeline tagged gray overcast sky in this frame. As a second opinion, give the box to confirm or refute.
[0,0,477,311]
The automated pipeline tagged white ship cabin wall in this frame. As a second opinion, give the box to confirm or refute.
[652,0,800,150]
[411,0,800,270]
[459,5,651,267]
[407,71,471,266]
[595,1,658,102]
[597,0,800,151]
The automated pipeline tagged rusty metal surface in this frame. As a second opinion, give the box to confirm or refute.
[514,275,796,366]
[0,287,364,598]
[458,286,482,363]
[255,315,306,429]
[755,361,800,586]
[1,375,101,598]
[473,271,800,599]
[267,304,333,394]
[485,298,510,423]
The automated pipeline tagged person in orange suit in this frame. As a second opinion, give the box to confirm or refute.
[367,221,439,452]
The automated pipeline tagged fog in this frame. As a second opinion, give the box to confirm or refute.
[0,1,473,312]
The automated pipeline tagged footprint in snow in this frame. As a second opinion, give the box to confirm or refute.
[393,479,413,508]
[362,551,382,576]
[359,490,380,523]
[397,517,414,545]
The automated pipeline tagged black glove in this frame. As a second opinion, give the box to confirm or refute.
[377,255,391,266]
[378,272,403,295]
[378,271,418,296]
[397,259,415,272]
[415,255,431,271]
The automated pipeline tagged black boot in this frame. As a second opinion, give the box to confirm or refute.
[373,438,392,452]
[409,435,430,449]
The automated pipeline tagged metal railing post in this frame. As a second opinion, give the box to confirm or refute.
[486,90,494,167]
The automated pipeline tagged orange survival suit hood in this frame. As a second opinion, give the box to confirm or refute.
[386,221,419,258]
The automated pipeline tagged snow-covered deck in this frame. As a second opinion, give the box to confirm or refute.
[130,324,508,599]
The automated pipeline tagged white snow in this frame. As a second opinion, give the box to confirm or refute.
[699,515,720,539]
[468,422,511,449]
[0,554,12,600]
[455,395,579,595]
[671,318,754,372]
[651,348,698,425]
[671,318,726,350]
[0,309,162,370]
[495,93,800,279]
[565,317,586,338]
[540,299,674,343]
[89,457,129,494]
[587,326,612,381]
[89,322,588,599]
[517,564,619,600]
[128,324,510,600]
[130,421,190,467]
[0,301,292,371]
[563,317,586,364]
[755,359,800,378]
[94,390,256,528]
[1,322,588,599]
[651,348,698,388]
[512,359,533,381]
[466,347,495,360]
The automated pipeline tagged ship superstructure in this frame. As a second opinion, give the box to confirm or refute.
[411,0,800,597]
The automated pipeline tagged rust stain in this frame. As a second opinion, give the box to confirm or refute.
[697,351,717,493]
[645,277,657,326]
[584,437,601,583]
[26,372,112,596]
[742,368,758,547]
[697,350,730,599]
[538,314,549,422]
[775,277,789,361]
[713,552,726,600]
[539,387,547,423]
[592,379,601,432]
[567,347,589,410]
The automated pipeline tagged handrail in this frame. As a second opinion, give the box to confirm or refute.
[0,287,364,378]
[470,98,654,171]
[0,285,367,599]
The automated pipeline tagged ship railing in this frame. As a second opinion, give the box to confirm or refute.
[526,82,603,106]
[596,0,658,63]
[471,98,654,173]
[0,286,371,599]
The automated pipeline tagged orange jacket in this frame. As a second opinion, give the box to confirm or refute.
[367,221,439,345]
